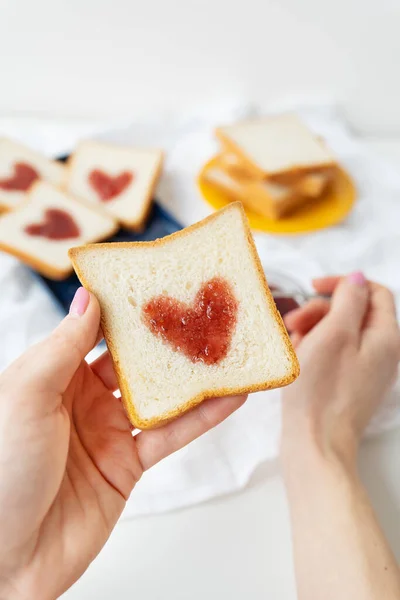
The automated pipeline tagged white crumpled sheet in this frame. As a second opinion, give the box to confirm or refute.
[0,104,399,518]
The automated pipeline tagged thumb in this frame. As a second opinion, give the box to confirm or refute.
[28,288,101,394]
[328,272,369,336]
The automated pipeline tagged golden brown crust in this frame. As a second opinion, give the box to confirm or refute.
[0,183,119,280]
[215,132,266,179]
[215,128,336,180]
[205,153,337,220]
[202,164,245,204]
[216,153,254,182]
[292,171,332,198]
[0,202,13,213]
[240,182,291,220]
[0,240,73,279]
[66,142,164,232]
[0,222,119,280]
[203,155,306,220]
[269,165,336,187]
[69,203,300,430]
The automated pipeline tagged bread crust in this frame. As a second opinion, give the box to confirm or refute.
[67,142,164,232]
[69,203,300,430]
[0,181,119,280]
[268,166,336,187]
[215,128,336,180]
[0,203,13,214]
[202,155,311,220]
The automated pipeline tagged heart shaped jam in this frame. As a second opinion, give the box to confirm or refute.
[0,163,39,192]
[88,169,134,201]
[24,209,80,240]
[142,277,238,365]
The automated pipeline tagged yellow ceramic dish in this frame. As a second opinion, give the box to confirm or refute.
[198,156,357,235]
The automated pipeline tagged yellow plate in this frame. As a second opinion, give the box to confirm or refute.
[198,157,357,235]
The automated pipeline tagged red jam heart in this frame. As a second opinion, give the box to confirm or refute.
[88,169,134,202]
[142,277,238,365]
[0,163,39,192]
[24,209,80,240]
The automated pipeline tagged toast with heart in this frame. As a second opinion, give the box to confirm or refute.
[67,140,164,231]
[0,138,66,211]
[0,181,118,279]
[69,203,299,429]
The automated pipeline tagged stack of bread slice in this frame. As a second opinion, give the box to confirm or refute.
[0,138,164,279]
[205,113,337,220]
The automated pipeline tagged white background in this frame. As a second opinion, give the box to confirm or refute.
[1,0,400,134]
[2,2,400,598]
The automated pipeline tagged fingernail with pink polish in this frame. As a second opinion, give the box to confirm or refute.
[69,287,90,316]
[347,271,366,286]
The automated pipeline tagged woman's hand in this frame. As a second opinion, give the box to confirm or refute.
[281,274,400,600]
[0,288,246,600]
[281,273,400,465]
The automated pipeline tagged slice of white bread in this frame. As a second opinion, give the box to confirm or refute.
[294,170,332,198]
[0,138,66,211]
[216,113,336,178]
[203,155,306,220]
[202,164,245,199]
[0,181,118,279]
[69,203,299,429]
[243,180,305,220]
[220,151,332,199]
[67,141,164,231]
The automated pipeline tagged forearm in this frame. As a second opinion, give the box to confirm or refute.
[282,437,400,600]
[0,576,29,600]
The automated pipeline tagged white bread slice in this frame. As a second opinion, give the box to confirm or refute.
[203,155,304,220]
[243,180,304,220]
[216,113,336,178]
[67,141,164,231]
[0,181,118,280]
[203,165,245,199]
[293,171,332,198]
[69,203,299,429]
[0,138,66,211]
[220,151,332,199]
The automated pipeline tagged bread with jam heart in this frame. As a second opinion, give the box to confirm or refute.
[69,203,299,429]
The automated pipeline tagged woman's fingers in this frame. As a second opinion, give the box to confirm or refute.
[312,275,341,295]
[8,289,101,400]
[365,283,398,330]
[328,273,370,337]
[283,275,340,336]
[361,283,400,360]
[290,332,304,348]
[135,395,247,471]
[90,351,119,391]
[284,298,331,335]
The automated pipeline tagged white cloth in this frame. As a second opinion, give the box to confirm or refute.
[0,105,399,519]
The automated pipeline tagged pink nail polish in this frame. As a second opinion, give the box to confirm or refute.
[347,271,366,286]
[69,287,90,316]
